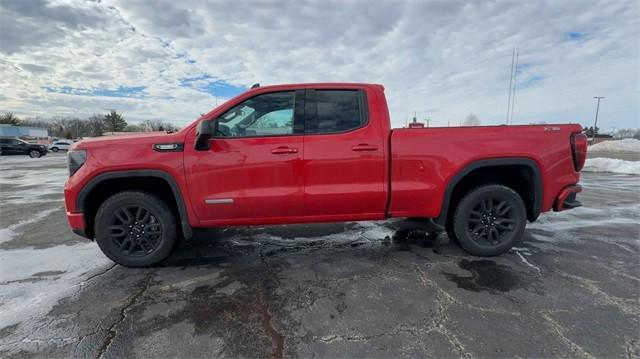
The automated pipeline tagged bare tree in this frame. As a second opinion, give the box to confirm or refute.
[463,113,481,126]
[86,115,105,137]
[614,128,637,139]
[141,119,179,132]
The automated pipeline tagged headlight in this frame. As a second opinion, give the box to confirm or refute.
[68,150,87,176]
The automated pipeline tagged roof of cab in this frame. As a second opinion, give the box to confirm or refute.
[249,82,384,91]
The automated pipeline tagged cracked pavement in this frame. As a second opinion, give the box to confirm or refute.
[1,154,639,358]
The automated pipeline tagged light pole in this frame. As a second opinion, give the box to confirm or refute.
[592,96,604,144]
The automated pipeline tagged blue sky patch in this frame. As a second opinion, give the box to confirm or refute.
[180,75,247,98]
[520,75,544,89]
[566,31,585,40]
[516,63,532,75]
[43,86,146,98]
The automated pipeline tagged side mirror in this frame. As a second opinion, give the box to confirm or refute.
[194,119,218,151]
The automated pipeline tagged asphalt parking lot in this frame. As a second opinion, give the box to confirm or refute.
[1,153,638,358]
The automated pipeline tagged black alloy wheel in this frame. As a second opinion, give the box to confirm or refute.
[453,185,526,256]
[95,191,177,267]
[466,197,517,246]
[108,205,163,256]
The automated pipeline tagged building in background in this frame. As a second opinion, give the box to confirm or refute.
[0,124,49,140]
[406,113,425,128]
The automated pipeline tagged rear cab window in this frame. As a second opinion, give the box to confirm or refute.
[305,89,367,134]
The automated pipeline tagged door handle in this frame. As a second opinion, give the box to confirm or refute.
[271,146,298,154]
[351,144,378,151]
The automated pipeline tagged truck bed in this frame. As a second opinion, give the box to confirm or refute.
[388,124,583,219]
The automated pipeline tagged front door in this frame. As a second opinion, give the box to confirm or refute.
[185,90,306,225]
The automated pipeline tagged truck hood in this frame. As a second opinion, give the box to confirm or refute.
[72,132,184,149]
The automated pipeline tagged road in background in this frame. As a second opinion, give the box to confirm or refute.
[1,153,638,358]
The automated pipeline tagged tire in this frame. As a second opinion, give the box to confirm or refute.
[29,150,41,158]
[51,147,59,152]
[452,185,526,256]
[445,219,458,244]
[95,191,177,267]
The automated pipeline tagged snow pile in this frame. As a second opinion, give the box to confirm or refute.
[583,158,640,175]
[590,138,640,153]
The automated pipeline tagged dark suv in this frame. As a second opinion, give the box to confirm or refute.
[0,138,48,158]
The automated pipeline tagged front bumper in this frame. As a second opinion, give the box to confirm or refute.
[554,184,582,211]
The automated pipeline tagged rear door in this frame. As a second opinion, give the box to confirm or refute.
[4,139,22,154]
[302,88,387,220]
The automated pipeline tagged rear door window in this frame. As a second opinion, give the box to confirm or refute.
[305,90,367,134]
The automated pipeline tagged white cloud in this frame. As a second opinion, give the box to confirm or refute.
[0,0,638,129]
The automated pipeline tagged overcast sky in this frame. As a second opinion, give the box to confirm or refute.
[1,0,638,130]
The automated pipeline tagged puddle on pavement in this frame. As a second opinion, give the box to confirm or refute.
[443,259,532,294]
[391,229,442,253]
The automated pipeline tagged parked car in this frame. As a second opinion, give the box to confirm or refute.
[0,138,48,158]
[64,83,587,267]
[49,141,72,152]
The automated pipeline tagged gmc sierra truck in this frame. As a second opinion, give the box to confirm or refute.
[64,83,587,267]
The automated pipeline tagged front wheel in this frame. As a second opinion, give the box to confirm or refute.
[29,150,41,158]
[452,185,526,256]
[51,147,59,152]
[95,191,177,267]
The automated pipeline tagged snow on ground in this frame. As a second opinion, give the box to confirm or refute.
[590,138,640,153]
[222,221,395,249]
[0,207,59,244]
[529,202,640,233]
[0,155,68,205]
[0,243,111,327]
[0,154,113,328]
[583,158,640,175]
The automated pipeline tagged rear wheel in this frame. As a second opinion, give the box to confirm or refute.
[445,220,458,244]
[95,191,177,267]
[51,147,59,152]
[453,185,526,256]
[29,150,41,158]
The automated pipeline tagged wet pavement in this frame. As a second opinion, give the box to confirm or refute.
[0,153,639,358]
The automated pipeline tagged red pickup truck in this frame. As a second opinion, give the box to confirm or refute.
[64,83,587,267]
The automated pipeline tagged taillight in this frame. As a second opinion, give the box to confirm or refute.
[570,133,588,171]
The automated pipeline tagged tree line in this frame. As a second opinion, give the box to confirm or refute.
[0,111,180,139]
[581,126,640,139]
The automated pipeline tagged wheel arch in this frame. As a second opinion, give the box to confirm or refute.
[436,158,543,225]
[77,170,193,240]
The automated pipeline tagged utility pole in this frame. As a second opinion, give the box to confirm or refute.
[510,49,519,125]
[506,48,516,124]
[592,96,604,144]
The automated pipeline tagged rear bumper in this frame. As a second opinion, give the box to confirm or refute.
[554,184,582,211]
[66,211,90,238]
